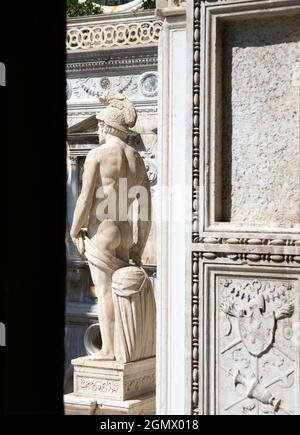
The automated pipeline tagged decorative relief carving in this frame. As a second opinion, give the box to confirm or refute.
[66,20,163,51]
[191,0,300,417]
[80,76,138,99]
[192,252,200,415]
[140,151,157,186]
[218,277,297,415]
[220,280,294,357]
[125,374,155,395]
[67,75,157,103]
[192,1,200,243]
[67,80,73,100]
[205,0,233,2]
[197,237,300,247]
[199,251,300,265]
[66,55,158,73]
[191,0,201,415]
[69,155,78,166]
[204,0,244,3]
[100,77,111,90]
[139,72,158,98]
[78,377,120,395]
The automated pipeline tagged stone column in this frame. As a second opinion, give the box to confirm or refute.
[66,153,81,261]
[156,3,189,415]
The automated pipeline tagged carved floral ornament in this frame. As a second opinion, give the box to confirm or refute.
[125,374,156,394]
[79,377,119,395]
[67,73,158,101]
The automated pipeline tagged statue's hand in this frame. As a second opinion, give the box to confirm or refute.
[70,229,86,257]
[129,244,143,267]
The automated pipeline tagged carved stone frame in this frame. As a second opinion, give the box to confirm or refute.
[201,262,300,415]
[193,0,300,243]
[190,0,300,415]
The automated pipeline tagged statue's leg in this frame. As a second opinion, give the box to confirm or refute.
[88,264,115,360]
[96,272,115,360]
[88,220,122,360]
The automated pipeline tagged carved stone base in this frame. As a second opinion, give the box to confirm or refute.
[64,392,155,415]
[71,356,156,401]
[64,395,97,415]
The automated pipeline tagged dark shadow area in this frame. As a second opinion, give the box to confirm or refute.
[0,2,66,414]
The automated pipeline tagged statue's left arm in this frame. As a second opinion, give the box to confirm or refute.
[70,149,99,241]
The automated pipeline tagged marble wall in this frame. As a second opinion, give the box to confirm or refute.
[221,15,300,226]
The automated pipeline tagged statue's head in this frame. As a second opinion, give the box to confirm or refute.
[96,91,137,144]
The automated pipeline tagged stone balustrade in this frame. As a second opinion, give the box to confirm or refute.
[66,12,163,51]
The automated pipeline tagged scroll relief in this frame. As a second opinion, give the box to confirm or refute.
[218,277,298,415]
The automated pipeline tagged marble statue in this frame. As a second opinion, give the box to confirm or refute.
[70,91,156,362]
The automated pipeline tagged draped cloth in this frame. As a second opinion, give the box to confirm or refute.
[84,236,127,276]
[84,236,156,363]
[112,266,156,362]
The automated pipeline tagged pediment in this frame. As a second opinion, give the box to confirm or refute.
[68,115,98,134]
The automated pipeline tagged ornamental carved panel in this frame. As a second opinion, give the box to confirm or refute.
[190,0,300,415]
[78,377,120,396]
[217,276,298,415]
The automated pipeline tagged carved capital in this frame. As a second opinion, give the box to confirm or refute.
[69,155,78,166]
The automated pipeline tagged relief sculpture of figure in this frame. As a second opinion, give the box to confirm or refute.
[70,91,156,362]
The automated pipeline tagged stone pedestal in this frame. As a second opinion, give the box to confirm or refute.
[64,392,155,415]
[64,356,156,415]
